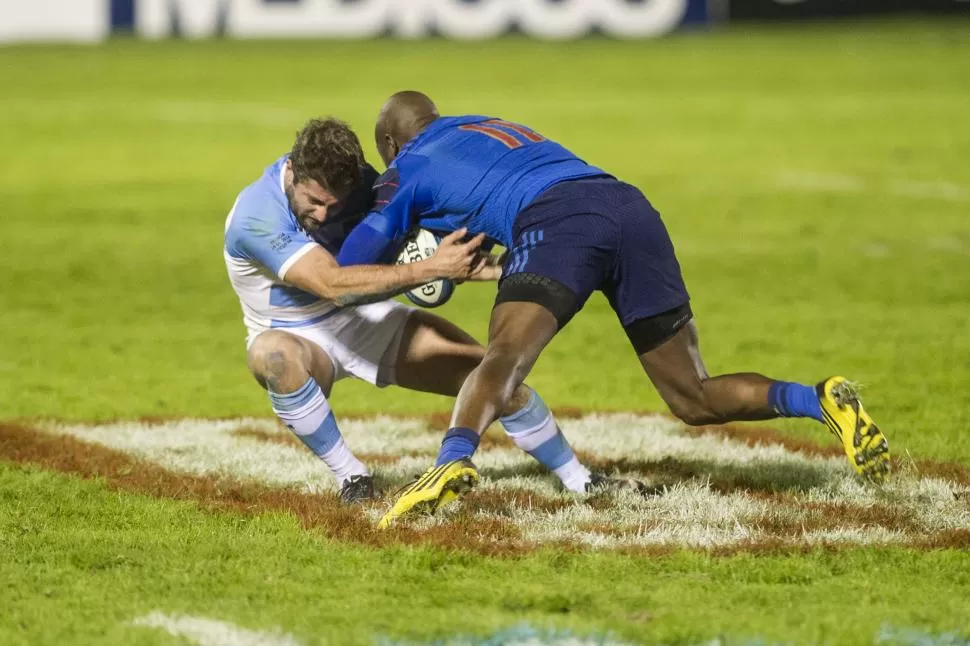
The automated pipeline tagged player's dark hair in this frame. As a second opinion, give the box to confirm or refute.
[290,117,365,195]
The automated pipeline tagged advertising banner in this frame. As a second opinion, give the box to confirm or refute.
[0,0,108,43]
[119,0,710,40]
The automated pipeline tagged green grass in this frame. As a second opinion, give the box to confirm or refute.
[5,462,970,645]
[2,19,970,645]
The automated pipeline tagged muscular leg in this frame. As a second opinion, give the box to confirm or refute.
[450,302,559,434]
[390,309,591,491]
[638,320,803,425]
[390,310,530,414]
[247,330,369,491]
[248,329,335,396]
[636,317,890,480]
[380,299,596,526]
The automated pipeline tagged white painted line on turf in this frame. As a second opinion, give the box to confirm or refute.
[0,98,307,128]
[132,612,300,646]
[861,242,891,258]
[776,171,865,193]
[775,171,970,203]
[926,236,966,253]
[39,414,970,551]
[384,623,639,646]
[890,179,970,203]
[48,417,338,492]
[150,101,303,127]
[513,481,768,549]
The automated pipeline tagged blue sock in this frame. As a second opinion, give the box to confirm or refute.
[768,381,824,423]
[435,427,481,466]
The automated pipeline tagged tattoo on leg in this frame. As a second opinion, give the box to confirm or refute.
[264,350,288,393]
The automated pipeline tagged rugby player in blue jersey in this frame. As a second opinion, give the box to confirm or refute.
[225,118,611,504]
[329,92,891,527]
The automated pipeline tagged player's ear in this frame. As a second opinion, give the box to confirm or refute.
[379,133,399,166]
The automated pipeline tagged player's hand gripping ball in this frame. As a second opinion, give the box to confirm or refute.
[396,229,455,308]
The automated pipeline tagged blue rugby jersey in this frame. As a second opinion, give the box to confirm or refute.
[338,116,608,265]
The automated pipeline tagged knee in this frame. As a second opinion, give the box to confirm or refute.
[470,344,531,405]
[481,343,530,383]
[247,331,308,391]
[503,384,534,416]
[664,382,723,427]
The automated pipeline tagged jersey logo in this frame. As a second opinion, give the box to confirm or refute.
[458,119,546,149]
[269,232,293,253]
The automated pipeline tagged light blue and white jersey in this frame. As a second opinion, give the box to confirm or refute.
[224,156,329,334]
[224,155,377,336]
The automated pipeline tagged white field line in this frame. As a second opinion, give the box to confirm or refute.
[40,414,970,550]
[48,417,337,493]
[434,635,636,646]
[513,482,767,549]
[131,612,300,646]
[0,98,307,128]
[0,97,397,130]
[776,171,866,193]
[387,626,638,646]
[776,171,970,203]
[149,100,302,127]
[926,236,966,252]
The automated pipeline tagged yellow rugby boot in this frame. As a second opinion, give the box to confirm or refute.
[817,376,890,481]
[378,458,479,529]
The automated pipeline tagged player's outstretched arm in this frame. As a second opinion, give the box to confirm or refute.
[284,229,486,307]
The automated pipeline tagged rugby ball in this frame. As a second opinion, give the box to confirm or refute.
[396,229,455,308]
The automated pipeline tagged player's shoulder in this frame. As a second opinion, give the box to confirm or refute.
[371,165,403,211]
[437,114,492,128]
[404,115,491,150]
[374,164,400,187]
[225,155,296,255]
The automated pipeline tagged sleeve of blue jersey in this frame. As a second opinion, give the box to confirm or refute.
[336,168,413,266]
[225,195,316,278]
[337,214,397,265]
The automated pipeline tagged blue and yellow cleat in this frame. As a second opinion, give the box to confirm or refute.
[378,458,479,529]
[817,376,890,481]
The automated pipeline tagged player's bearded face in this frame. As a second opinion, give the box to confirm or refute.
[286,176,346,234]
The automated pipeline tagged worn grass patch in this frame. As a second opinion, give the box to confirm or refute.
[4,413,967,555]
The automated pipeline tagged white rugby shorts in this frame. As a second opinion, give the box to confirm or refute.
[246,300,413,387]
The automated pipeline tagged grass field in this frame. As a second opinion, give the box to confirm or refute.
[2,18,970,645]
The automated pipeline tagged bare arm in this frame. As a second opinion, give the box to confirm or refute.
[283,229,486,307]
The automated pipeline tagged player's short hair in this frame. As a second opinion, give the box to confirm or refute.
[290,117,365,195]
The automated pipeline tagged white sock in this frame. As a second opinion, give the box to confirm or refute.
[319,438,368,486]
[269,378,368,487]
[500,390,591,493]
[553,456,592,494]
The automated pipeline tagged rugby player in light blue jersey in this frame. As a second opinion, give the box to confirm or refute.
[224,118,604,503]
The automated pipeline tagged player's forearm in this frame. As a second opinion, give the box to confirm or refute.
[310,258,439,306]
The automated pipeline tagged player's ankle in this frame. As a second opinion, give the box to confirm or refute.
[435,427,480,465]
[555,456,591,493]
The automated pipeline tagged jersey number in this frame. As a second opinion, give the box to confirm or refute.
[458,119,546,149]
